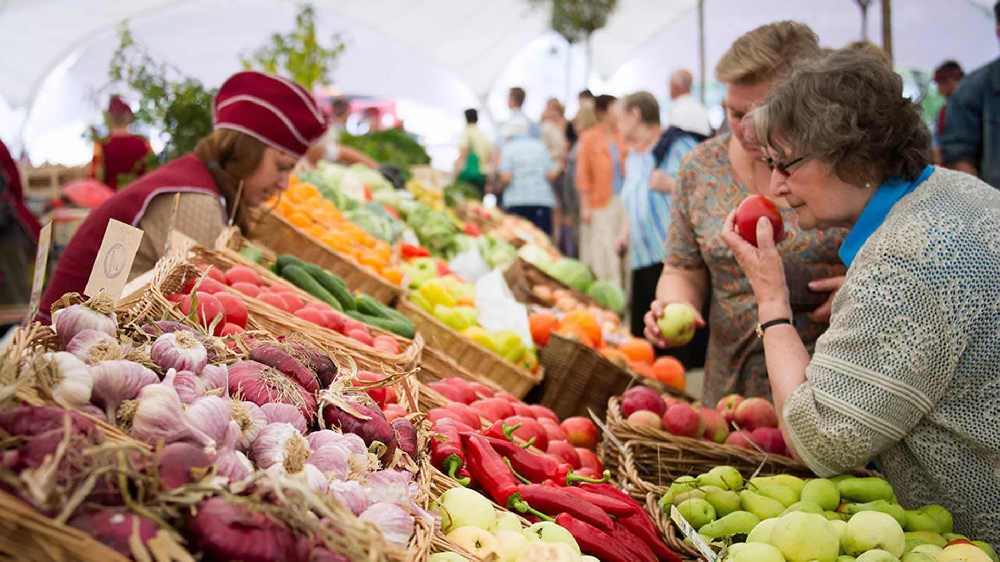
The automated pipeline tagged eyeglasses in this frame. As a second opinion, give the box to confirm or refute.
[763,156,806,177]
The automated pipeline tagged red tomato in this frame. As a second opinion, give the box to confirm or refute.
[372,335,401,355]
[224,265,263,287]
[321,311,345,333]
[198,264,227,285]
[735,195,787,247]
[179,291,227,335]
[213,292,248,329]
[183,277,226,295]
[383,404,407,422]
[347,329,373,346]
[293,307,326,327]
[166,293,185,304]
[257,291,289,312]
[304,301,332,311]
[269,284,294,294]
[219,323,244,337]
[278,292,304,313]
[230,282,261,299]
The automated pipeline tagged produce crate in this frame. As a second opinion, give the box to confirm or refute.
[395,299,543,399]
[417,346,504,392]
[645,493,705,561]
[18,164,89,201]
[503,257,601,310]
[247,207,403,306]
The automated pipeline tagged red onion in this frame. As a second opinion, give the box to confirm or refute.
[228,360,316,422]
[68,511,158,558]
[186,498,310,562]
[158,442,212,489]
[0,406,95,437]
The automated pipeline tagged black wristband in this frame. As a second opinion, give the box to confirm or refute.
[756,318,792,338]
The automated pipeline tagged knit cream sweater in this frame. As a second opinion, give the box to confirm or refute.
[784,168,1000,545]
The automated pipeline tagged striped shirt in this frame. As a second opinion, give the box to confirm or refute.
[622,135,698,269]
[499,135,557,209]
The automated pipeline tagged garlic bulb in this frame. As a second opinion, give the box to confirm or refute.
[327,480,368,516]
[90,360,158,424]
[198,364,228,396]
[65,330,120,364]
[40,352,93,410]
[259,403,307,434]
[214,421,253,482]
[150,332,207,373]
[265,462,327,493]
[53,293,117,347]
[252,423,310,473]
[184,396,232,444]
[229,401,267,452]
[306,445,349,480]
[173,371,200,404]
[132,370,215,453]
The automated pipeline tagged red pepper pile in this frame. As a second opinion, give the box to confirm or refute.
[429,419,682,562]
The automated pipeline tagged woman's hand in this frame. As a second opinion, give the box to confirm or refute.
[720,210,792,321]
[644,300,705,348]
[807,276,845,323]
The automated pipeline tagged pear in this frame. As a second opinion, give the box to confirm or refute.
[904,532,947,548]
[740,490,786,520]
[660,476,699,507]
[841,500,907,528]
[839,557,858,562]
[746,517,779,543]
[838,477,894,503]
[678,498,717,529]
[904,510,942,533]
[917,505,953,534]
[699,511,761,539]
[856,549,901,562]
[824,511,846,521]
[750,475,806,496]
[781,501,824,516]
[725,542,787,562]
[698,465,744,492]
[706,488,742,518]
[909,545,944,557]
[902,553,937,562]
[673,489,708,506]
[801,478,841,511]
[830,474,855,484]
[973,542,1000,562]
[942,534,967,542]
[770,512,841,562]
[758,485,800,508]
[842,511,906,558]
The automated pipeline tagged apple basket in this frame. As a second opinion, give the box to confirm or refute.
[502,257,602,310]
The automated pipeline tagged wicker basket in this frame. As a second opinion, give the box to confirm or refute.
[417,347,504,392]
[503,257,600,309]
[395,299,543,399]
[645,493,704,560]
[247,208,403,305]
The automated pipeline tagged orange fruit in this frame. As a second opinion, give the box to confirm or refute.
[381,268,403,285]
[287,211,312,229]
[619,338,655,365]
[561,310,602,348]
[529,312,558,346]
[653,356,686,390]
[628,360,655,379]
[557,324,595,348]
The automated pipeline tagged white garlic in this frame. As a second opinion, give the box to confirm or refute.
[40,352,93,410]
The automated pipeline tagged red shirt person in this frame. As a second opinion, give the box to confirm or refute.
[38,71,326,323]
[89,96,154,190]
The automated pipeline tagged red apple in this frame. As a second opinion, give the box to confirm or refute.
[546,440,581,469]
[528,405,559,423]
[278,292,304,313]
[725,429,755,450]
[560,417,599,450]
[166,293,185,303]
[494,391,520,403]
[179,291,227,335]
[444,402,482,428]
[213,292,248,329]
[183,276,227,295]
[198,264,228,285]
[503,416,549,451]
[224,265,263,287]
[230,282,261,299]
[538,419,567,442]
[627,411,663,430]
[621,386,667,418]
[662,403,705,438]
[576,448,604,475]
[715,394,745,424]
[699,408,729,444]
[750,427,785,455]
[735,194,786,247]
[511,402,536,419]
[219,323,244,337]
[470,398,515,422]
[467,382,495,400]
[733,397,778,431]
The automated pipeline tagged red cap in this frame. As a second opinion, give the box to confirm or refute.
[213,71,326,158]
[107,96,133,119]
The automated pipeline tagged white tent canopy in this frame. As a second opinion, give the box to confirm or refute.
[1,0,996,164]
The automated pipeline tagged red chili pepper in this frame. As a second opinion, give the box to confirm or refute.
[435,260,453,277]
[554,513,653,562]
[486,436,609,486]
[607,520,659,562]
[430,419,470,486]
[482,421,522,442]
[579,483,682,562]
[516,484,613,532]
[455,466,475,488]
[382,205,400,220]
[541,480,637,518]
[463,223,482,237]
[463,434,525,510]
[401,243,430,259]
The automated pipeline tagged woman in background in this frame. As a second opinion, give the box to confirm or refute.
[558,108,598,258]
[496,118,560,234]
[0,137,41,326]
[89,96,154,190]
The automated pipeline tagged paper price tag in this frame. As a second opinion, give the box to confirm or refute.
[84,219,144,306]
[670,505,718,562]
[25,222,53,324]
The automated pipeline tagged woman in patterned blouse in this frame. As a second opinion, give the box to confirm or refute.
[643,21,847,405]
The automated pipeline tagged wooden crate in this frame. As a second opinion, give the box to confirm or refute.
[19,165,88,200]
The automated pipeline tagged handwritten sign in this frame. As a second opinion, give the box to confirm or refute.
[25,222,53,324]
[84,219,144,306]
[670,505,718,562]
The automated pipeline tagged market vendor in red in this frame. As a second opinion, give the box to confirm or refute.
[89,96,154,190]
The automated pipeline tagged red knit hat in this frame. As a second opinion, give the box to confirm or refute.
[213,71,326,158]
[107,96,133,119]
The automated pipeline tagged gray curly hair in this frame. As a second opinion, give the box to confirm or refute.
[750,48,932,188]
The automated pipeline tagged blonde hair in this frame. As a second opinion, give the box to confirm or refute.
[572,107,598,133]
[193,129,268,233]
[541,98,565,123]
[715,21,821,85]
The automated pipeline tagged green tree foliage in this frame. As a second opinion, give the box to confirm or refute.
[529,0,618,44]
[241,4,346,90]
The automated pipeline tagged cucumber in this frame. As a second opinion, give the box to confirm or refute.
[240,246,264,264]
[279,264,342,310]
[346,310,416,339]
[275,254,307,273]
[301,263,355,311]
[356,293,410,324]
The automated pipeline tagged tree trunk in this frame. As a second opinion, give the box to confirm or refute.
[882,0,893,62]
[566,43,574,104]
[860,3,869,40]
[584,33,592,90]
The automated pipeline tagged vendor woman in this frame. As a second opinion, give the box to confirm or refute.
[723,48,1000,542]
[37,71,326,323]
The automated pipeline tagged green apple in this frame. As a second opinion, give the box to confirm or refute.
[493,529,530,562]
[843,511,905,558]
[428,553,469,562]
[657,303,696,344]
[439,488,498,533]
[523,522,581,556]
[516,540,581,562]
[855,550,900,562]
[495,512,522,533]
[447,526,501,559]
[725,542,787,562]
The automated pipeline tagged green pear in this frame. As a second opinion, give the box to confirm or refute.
[699,511,761,539]
[782,501,824,516]
[678,498,716,529]
[903,510,942,533]
[902,553,936,562]
[746,517,779,543]
[838,557,858,562]
[829,519,848,542]
[750,475,806,495]
[842,511,906,558]
[917,505,953,534]
[838,478,895,503]
[855,549,901,562]
[770,512,841,562]
[942,533,967,542]
[673,489,708,506]
[801,479,841,511]
[904,532,947,548]
[758,485,800,508]
[741,490,787,520]
[725,542,787,562]
[706,488,742,518]
[824,511,845,521]
[830,474,855,484]
[973,542,1000,562]
[698,465,744,491]
[909,545,944,557]
[660,476,699,507]
[841,500,907,528]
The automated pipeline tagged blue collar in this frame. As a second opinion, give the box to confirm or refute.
[839,165,934,267]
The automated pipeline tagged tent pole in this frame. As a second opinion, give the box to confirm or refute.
[698,0,706,103]
[882,0,893,62]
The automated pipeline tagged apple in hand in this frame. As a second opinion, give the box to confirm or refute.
[735,194,786,247]
[656,303,697,345]
[438,488,497,533]
[446,527,501,560]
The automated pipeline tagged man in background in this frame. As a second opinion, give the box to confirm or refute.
[932,60,964,164]
[941,1,1000,188]
[507,87,541,138]
[454,108,493,194]
[648,70,712,196]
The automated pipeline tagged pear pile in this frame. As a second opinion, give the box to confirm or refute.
[658,467,998,562]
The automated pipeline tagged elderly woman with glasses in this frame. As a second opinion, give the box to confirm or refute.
[723,48,1000,543]
[643,21,848,405]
